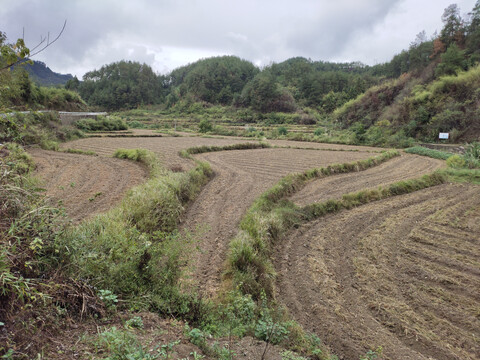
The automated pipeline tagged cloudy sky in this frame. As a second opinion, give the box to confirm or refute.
[1,0,477,78]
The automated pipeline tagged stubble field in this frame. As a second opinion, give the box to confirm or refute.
[28,133,478,359]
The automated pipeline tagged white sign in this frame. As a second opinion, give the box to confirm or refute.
[439,132,449,139]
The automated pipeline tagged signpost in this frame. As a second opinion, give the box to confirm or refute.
[439,133,449,140]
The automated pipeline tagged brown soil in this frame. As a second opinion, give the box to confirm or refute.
[275,183,480,360]
[290,153,445,206]
[28,148,148,223]
[62,136,262,171]
[183,148,373,297]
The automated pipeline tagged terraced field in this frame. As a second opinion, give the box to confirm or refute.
[290,153,444,205]
[28,148,148,222]
[184,147,373,295]
[276,183,480,360]
[28,133,479,359]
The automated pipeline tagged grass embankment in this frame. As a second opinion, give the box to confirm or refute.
[179,141,271,158]
[405,146,454,160]
[406,143,480,183]
[0,144,216,356]
[225,149,447,299]
[58,149,213,317]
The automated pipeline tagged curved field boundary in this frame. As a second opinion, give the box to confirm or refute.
[28,148,149,223]
[179,147,374,296]
[275,183,480,359]
[226,165,446,298]
[291,153,445,206]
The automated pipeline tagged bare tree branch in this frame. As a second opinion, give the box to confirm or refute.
[0,20,67,72]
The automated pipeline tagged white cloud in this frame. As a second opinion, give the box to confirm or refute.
[1,0,477,77]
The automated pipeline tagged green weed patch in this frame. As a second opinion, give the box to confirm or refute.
[180,142,271,158]
[404,146,453,160]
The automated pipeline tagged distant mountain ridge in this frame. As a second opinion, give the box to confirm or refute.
[22,60,73,86]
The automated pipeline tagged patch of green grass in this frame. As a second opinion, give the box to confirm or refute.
[113,148,162,176]
[180,142,271,158]
[75,116,128,132]
[404,146,453,160]
[440,168,480,184]
[62,148,97,156]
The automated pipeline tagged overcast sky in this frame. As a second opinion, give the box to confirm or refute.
[1,0,477,78]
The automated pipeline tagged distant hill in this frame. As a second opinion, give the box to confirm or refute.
[22,60,73,86]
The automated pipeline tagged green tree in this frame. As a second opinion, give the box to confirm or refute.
[79,61,162,110]
[435,43,466,76]
[466,0,480,61]
[440,4,464,47]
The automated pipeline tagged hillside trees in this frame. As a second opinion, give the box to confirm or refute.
[466,0,480,61]
[79,61,163,110]
[238,72,297,113]
[181,56,258,105]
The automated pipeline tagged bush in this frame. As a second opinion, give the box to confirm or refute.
[278,126,288,136]
[446,154,466,168]
[75,116,128,132]
[198,119,213,133]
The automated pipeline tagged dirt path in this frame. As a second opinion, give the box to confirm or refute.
[290,153,445,206]
[28,148,148,222]
[181,148,373,296]
[275,183,480,360]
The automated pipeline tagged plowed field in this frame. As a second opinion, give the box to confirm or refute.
[29,148,148,222]
[290,153,445,206]
[184,148,373,295]
[275,183,480,360]
[30,133,480,360]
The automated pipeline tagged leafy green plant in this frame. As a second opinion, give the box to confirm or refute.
[98,289,118,309]
[359,347,383,360]
[278,126,288,136]
[125,316,144,329]
[446,154,466,168]
[198,119,213,133]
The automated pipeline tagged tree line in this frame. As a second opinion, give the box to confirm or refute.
[4,1,480,115]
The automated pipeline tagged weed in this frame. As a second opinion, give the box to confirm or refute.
[446,154,466,168]
[98,289,119,310]
[93,326,163,359]
[359,347,383,360]
[125,316,144,329]
[404,146,453,160]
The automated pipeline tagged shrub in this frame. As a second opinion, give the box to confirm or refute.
[198,119,213,133]
[446,154,466,168]
[75,116,128,132]
[278,126,288,136]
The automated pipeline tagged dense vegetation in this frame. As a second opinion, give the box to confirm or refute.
[3,2,480,145]
[0,33,85,112]
[21,60,73,86]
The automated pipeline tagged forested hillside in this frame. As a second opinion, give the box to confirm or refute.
[3,1,480,145]
[334,2,480,143]
[23,60,73,86]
